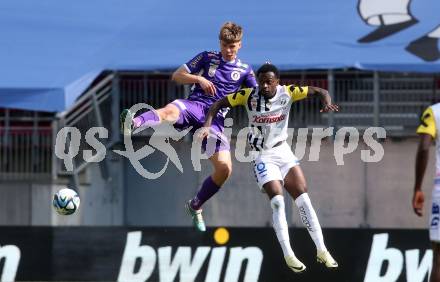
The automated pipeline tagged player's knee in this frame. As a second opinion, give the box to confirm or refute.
[270,195,285,210]
[158,106,179,122]
[295,183,307,193]
[215,162,232,180]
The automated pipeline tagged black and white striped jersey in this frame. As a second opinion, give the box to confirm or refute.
[227,85,309,150]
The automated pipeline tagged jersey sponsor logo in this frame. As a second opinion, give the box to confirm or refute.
[190,54,203,69]
[431,216,439,228]
[433,203,439,214]
[280,98,288,106]
[252,114,286,123]
[432,203,440,227]
[208,63,218,77]
[231,70,241,81]
[255,162,267,178]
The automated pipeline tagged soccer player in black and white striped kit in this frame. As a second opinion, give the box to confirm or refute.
[198,63,339,273]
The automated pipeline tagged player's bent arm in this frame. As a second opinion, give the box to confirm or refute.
[307,86,332,106]
[171,65,203,84]
[308,86,339,112]
[171,66,200,84]
[203,97,232,128]
[172,65,216,95]
[197,98,232,141]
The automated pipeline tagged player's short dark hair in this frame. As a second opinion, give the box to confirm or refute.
[257,63,280,78]
[219,22,243,43]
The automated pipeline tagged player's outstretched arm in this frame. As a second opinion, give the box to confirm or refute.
[196,97,232,141]
[172,66,216,95]
[413,133,433,216]
[307,86,339,112]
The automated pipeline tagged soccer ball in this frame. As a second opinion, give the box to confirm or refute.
[53,188,80,215]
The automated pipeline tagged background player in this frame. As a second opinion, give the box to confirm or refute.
[120,22,257,232]
[197,63,339,273]
[412,103,440,282]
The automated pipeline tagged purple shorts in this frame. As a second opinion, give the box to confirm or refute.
[171,99,230,155]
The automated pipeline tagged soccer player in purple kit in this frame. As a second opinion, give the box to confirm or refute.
[120,22,257,232]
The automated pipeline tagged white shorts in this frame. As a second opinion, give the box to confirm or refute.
[252,142,300,190]
[430,183,440,242]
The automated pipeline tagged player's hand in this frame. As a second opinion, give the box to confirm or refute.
[320,103,339,113]
[198,77,216,96]
[412,190,425,217]
[196,127,210,142]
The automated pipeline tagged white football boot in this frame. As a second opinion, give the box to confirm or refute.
[284,255,306,273]
[317,250,338,269]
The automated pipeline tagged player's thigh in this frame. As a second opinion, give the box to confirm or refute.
[262,180,284,199]
[156,103,181,123]
[253,160,283,192]
[283,166,308,199]
[168,99,205,128]
[277,143,300,178]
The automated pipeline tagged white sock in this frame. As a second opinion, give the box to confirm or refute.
[270,195,294,257]
[294,193,327,252]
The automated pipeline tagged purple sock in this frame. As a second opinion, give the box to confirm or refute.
[190,176,220,210]
[133,110,160,128]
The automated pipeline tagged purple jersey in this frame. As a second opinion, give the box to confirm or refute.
[183,51,257,106]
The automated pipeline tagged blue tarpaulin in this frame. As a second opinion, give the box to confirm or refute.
[1,0,439,112]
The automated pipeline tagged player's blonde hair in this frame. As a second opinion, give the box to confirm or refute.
[219,22,243,43]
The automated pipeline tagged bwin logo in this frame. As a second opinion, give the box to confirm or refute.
[0,244,21,282]
[117,231,263,282]
[364,233,432,282]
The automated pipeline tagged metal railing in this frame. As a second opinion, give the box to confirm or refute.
[0,126,52,181]
[55,73,116,182]
[119,71,439,136]
[0,107,54,181]
[330,72,437,135]
[120,73,188,110]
